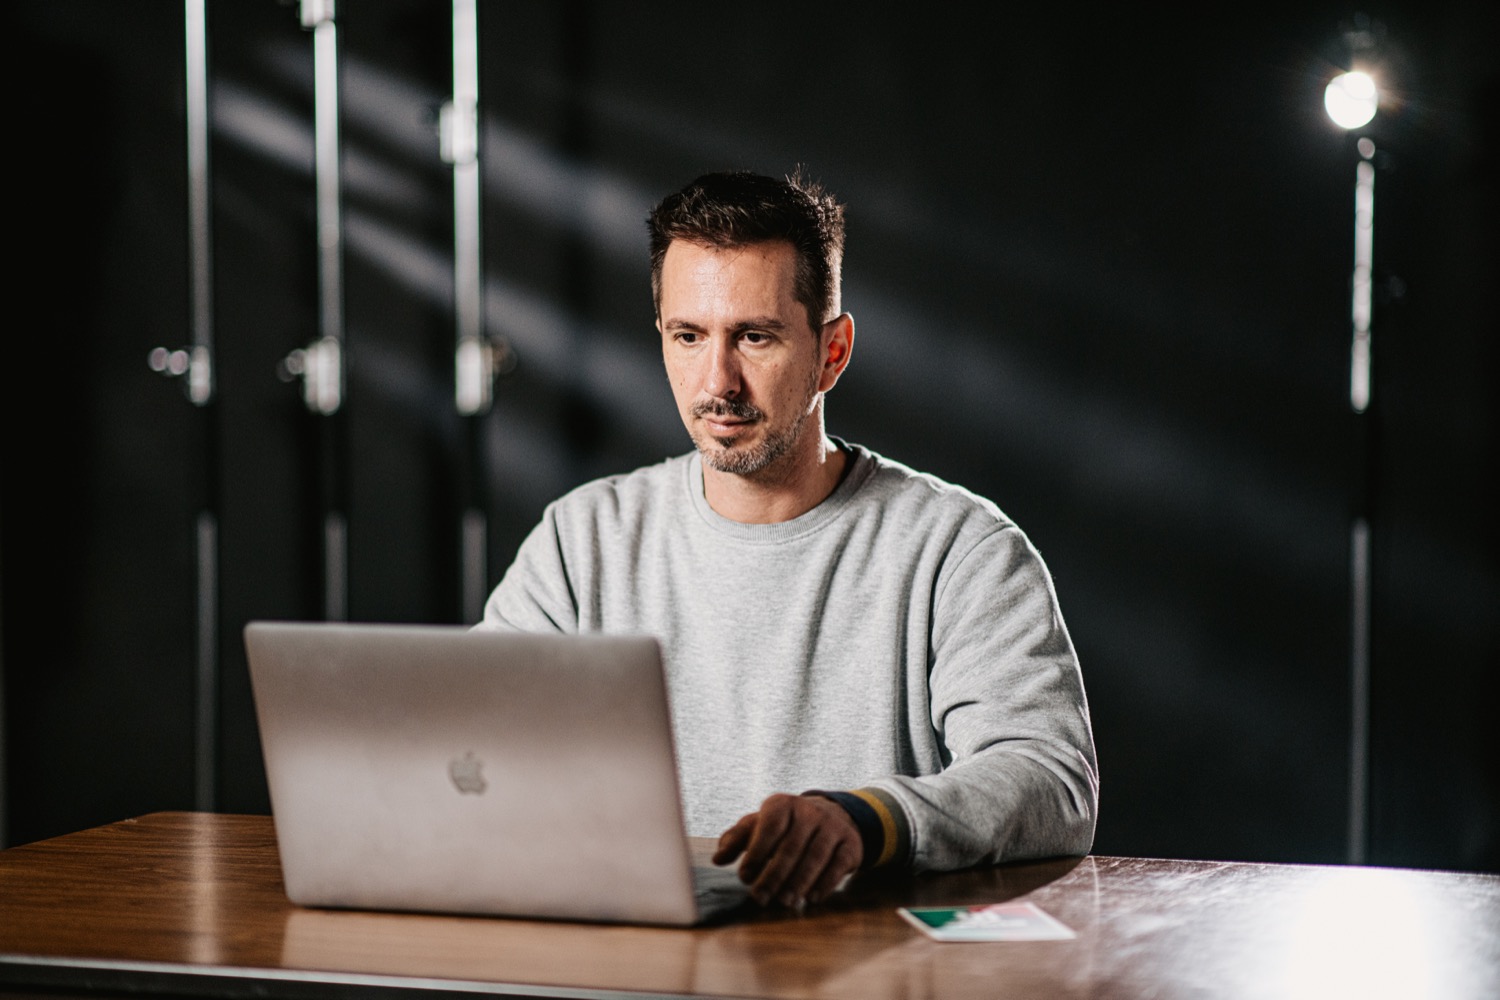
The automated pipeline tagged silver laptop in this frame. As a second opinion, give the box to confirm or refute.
[244,621,749,926]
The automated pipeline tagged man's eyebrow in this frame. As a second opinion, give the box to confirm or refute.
[661,317,790,333]
[730,317,789,333]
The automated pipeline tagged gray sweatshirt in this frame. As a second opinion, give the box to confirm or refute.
[481,441,1098,871]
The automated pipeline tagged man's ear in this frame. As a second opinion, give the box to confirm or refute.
[818,313,855,393]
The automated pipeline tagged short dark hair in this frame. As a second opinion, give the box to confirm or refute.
[648,169,846,329]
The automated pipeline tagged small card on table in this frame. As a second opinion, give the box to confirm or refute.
[897,901,1076,942]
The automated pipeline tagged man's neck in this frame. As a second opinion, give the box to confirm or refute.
[702,434,848,525]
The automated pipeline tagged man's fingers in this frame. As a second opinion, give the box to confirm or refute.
[737,794,797,883]
[748,809,819,904]
[762,812,862,906]
[807,837,862,903]
[712,812,758,866]
[753,819,835,905]
[717,794,864,908]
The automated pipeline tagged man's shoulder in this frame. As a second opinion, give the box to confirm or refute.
[848,442,1015,532]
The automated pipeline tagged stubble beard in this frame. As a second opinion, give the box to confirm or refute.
[690,375,820,478]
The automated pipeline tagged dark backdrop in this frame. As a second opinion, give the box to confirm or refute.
[5,0,1496,871]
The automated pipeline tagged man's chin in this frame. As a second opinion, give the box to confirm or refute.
[697,439,760,475]
[698,441,743,467]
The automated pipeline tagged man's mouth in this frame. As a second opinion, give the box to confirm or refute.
[692,399,762,434]
[703,417,749,438]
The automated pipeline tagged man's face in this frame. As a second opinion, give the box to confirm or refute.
[657,240,829,478]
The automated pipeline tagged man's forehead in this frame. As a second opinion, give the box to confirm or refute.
[659,240,801,309]
[662,238,797,272]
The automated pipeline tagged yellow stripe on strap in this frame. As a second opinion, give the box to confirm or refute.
[850,788,899,867]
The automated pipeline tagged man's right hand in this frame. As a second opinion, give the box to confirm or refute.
[712,792,863,908]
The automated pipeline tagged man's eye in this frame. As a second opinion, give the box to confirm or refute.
[675,332,700,345]
[741,331,770,345]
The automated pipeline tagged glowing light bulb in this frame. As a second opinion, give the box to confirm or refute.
[1325,71,1379,129]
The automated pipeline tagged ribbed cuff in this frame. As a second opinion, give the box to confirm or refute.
[805,787,910,868]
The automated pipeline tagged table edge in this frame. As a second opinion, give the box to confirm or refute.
[0,952,754,1000]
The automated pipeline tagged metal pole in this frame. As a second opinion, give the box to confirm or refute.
[1347,138,1376,865]
[1348,517,1371,864]
[1,505,7,845]
[445,0,491,624]
[185,0,219,812]
[449,0,483,395]
[1350,148,1375,415]
[299,0,347,622]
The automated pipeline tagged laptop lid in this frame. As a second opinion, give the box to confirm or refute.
[244,621,713,926]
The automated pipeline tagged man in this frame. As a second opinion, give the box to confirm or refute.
[482,170,1097,909]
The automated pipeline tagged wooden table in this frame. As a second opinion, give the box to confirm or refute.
[2,813,1497,999]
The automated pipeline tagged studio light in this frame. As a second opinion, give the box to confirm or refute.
[1325,71,1379,130]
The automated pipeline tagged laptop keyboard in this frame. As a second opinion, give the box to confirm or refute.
[692,865,752,915]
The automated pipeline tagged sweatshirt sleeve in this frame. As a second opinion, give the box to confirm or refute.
[478,503,580,633]
[862,525,1099,871]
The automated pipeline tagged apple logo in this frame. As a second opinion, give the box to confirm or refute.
[448,751,487,795]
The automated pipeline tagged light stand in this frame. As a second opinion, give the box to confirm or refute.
[1325,68,1379,865]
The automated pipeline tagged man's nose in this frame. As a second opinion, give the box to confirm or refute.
[703,337,741,398]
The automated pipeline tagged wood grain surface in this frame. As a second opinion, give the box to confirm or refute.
[3,813,1497,999]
